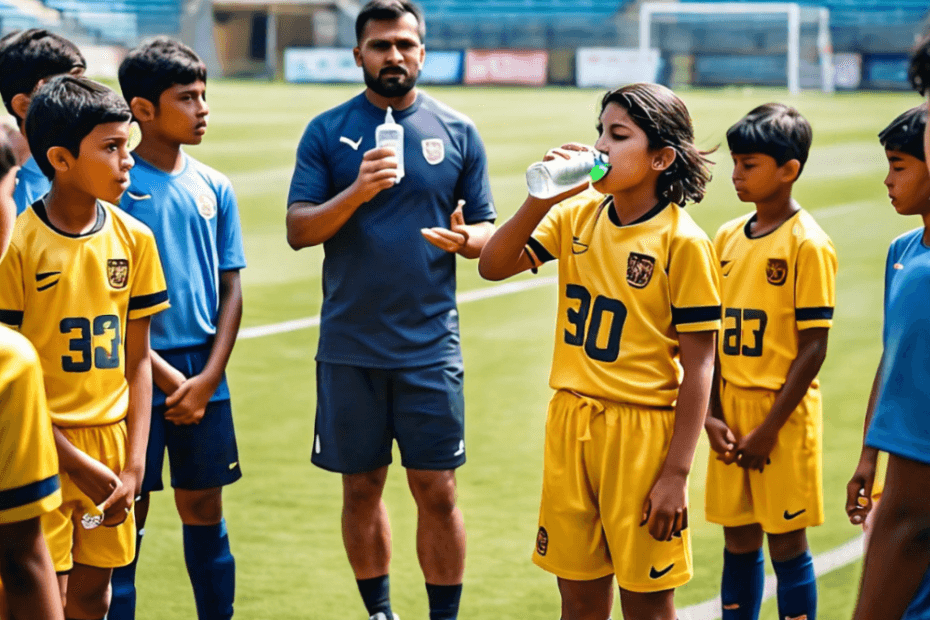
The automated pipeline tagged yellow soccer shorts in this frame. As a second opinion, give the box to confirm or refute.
[533,390,692,593]
[42,421,135,572]
[705,382,824,534]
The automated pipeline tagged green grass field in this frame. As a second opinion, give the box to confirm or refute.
[132,82,923,619]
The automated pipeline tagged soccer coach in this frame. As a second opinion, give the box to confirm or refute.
[284,2,496,619]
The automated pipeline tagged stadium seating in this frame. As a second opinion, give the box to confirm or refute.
[423,0,632,49]
[34,0,181,43]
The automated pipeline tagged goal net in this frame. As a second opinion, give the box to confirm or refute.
[639,2,834,94]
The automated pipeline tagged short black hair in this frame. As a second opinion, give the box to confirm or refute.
[25,75,132,179]
[0,130,15,178]
[879,106,927,161]
[727,103,813,176]
[355,0,425,43]
[0,29,86,121]
[599,83,714,206]
[910,32,930,96]
[118,36,207,107]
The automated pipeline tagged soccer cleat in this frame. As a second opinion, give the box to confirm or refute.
[368,614,399,620]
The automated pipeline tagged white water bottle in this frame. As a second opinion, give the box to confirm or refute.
[375,106,404,184]
[526,150,606,199]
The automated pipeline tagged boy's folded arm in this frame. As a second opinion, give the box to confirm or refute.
[737,327,829,471]
[53,426,120,506]
[123,316,153,494]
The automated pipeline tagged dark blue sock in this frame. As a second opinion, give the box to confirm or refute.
[357,574,392,618]
[108,527,144,619]
[183,519,235,620]
[772,550,816,620]
[721,548,765,620]
[425,583,462,620]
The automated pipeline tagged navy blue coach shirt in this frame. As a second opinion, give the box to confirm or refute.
[288,91,496,368]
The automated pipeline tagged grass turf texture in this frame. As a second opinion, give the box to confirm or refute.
[134,82,919,619]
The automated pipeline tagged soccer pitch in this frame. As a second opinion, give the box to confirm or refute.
[134,82,921,619]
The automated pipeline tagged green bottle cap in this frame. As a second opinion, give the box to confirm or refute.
[590,162,610,182]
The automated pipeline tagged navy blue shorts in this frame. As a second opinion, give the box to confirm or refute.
[312,360,466,474]
[142,345,242,493]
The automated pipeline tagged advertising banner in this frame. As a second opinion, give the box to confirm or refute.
[576,48,660,88]
[284,48,362,83]
[421,51,464,84]
[464,50,548,86]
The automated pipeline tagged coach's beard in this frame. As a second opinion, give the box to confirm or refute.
[365,67,417,98]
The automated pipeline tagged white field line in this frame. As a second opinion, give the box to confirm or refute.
[681,536,865,620]
[238,276,557,340]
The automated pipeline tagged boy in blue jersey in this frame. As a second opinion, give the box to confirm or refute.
[108,38,246,620]
[286,2,495,618]
[849,95,930,619]
[0,29,85,213]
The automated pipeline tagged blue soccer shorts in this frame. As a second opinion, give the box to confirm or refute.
[312,360,466,474]
[142,345,242,493]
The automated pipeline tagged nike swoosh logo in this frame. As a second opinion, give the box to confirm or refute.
[649,563,674,579]
[37,272,61,291]
[340,136,363,150]
[228,461,238,470]
[453,440,465,457]
[784,509,807,520]
[721,260,734,277]
[126,192,151,201]
[37,271,60,282]
[571,236,589,255]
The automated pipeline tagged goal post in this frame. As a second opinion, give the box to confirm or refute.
[639,2,833,94]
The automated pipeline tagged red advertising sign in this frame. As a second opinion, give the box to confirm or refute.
[464,50,548,86]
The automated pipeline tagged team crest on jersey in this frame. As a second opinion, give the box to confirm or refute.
[196,194,217,220]
[107,259,129,289]
[421,139,445,165]
[536,527,549,556]
[766,258,788,286]
[627,252,656,288]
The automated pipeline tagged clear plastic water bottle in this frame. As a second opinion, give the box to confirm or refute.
[375,106,404,184]
[525,150,609,199]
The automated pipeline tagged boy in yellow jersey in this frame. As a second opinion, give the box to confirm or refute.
[0,75,169,620]
[0,129,65,620]
[704,103,836,620]
[481,83,719,620]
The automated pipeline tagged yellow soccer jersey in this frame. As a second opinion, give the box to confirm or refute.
[0,201,169,427]
[715,209,836,391]
[0,326,61,524]
[527,189,721,408]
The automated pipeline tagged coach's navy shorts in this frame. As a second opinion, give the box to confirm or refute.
[142,344,242,493]
[312,360,466,474]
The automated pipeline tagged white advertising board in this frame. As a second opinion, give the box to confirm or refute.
[576,48,661,88]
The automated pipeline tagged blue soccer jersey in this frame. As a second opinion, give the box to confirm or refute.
[119,153,246,405]
[13,156,50,215]
[867,228,930,464]
[288,91,496,367]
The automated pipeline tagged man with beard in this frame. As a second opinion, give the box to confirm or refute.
[285,2,496,619]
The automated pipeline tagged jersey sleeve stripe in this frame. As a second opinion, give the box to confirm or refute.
[672,305,721,326]
[527,237,555,263]
[0,310,23,327]
[128,290,169,311]
[796,307,834,321]
[0,474,60,511]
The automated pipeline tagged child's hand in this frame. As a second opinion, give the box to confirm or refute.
[735,424,777,472]
[541,142,594,162]
[164,375,213,425]
[641,472,688,542]
[101,470,137,527]
[846,459,876,526]
[68,456,122,507]
[705,416,739,464]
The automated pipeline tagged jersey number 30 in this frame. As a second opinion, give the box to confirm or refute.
[564,284,627,362]
[60,315,121,372]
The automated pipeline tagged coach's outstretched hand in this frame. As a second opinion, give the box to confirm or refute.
[422,204,469,254]
[641,473,688,542]
[846,454,877,526]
